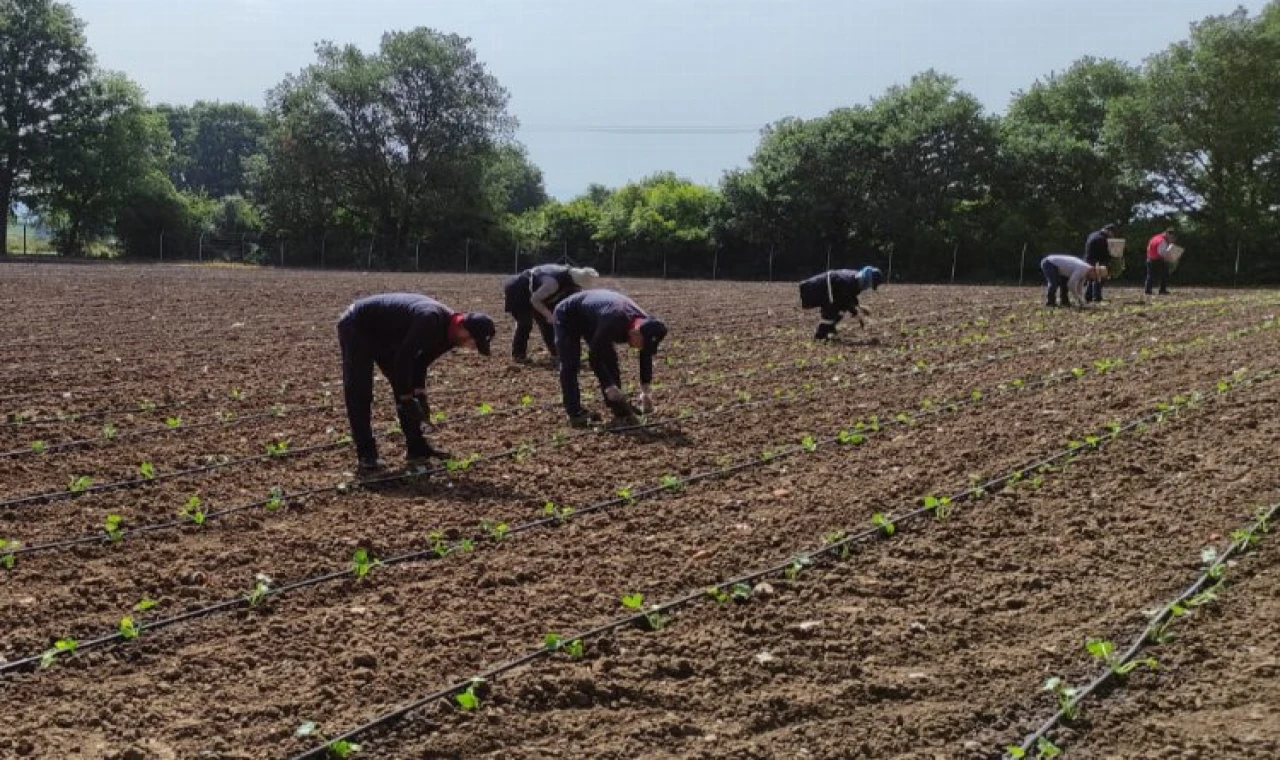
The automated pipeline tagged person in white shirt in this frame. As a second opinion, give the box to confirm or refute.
[1041,254,1108,309]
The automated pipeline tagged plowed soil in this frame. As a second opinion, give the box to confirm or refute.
[1,262,1278,760]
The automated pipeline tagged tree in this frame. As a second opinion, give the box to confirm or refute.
[159,101,267,198]
[0,0,94,254]
[260,27,516,263]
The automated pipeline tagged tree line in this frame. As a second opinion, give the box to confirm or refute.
[2,0,1278,282]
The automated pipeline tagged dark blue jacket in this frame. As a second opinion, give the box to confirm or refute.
[1084,231,1111,264]
[555,290,656,384]
[504,265,580,313]
[799,269,863,311]
[338,293,455,396]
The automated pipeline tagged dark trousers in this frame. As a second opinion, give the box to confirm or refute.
[1084,269,1104,302]
[1144,259,1169,295]
[338,319,429,461]
[1042,261,1070,306]
[510,306,557,360]
[555,329,620,416]
[815,304,844,340]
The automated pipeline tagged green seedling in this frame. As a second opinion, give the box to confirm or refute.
[872,512,896,537]
[1035,737,1063,758]
[429,411,448,425]
[1011,378,1025,389]
[1,538,20,569]
[1231,526,1260,551]
[296,722,361,759]
[737,390,752,403]
[784,554,813,581]
[659,475,684,492]
[68,475,92,493]
[428,530,451,558]
[265,486,285,512]
[1007,746,1025,758]
[101,422,117,440]
[1086,637,1158,676]
[454,679,483,711]
[520,394,534,407]
[543,501,574,523]
[139,461,156,480]
[1070,367,1086,378]
[1042,676,1079,720]
[621,593,644,610]
[480,520,510,541]
[823,530,851,559]
[351,548,379,580]
[867,416,881,433]
[800,435,818,453]
[230,388,245,401]
[543,633,586,658]
[165,416,182,429]
[104,514,125,542]
[138,399,157,412]
[458,538,475,553]
[967,474,987,500]
[476,402,494,416]
[216,410,235,423]
[265,439,290,457]
[444,453,480,472]
[922,494,952,520]
[118,616,140,640]
[837,429,866,445]
[269,405,286,417]
[246,573,272,608]
[1150,602,1191,644]
[133,597,158,612]
[731,583,753,603]
[616,486,635,504]
[39,637,78,669]
[179,495,206,525]
[706,586,731,604]
[760,449,775,462]
[30,440,47,454]
[1200,546,1218,566]
[513,442,534,462]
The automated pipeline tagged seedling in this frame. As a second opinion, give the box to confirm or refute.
[477,402,494,416]
[39,637,78,669]
[1149,602,1190,644]
[264,486,285,512]
[265,439,290,457]
[101,422,117,440]
[246,573,272,608]
[133,597,158,612]
[428,530,451,558]
[118,616,140,640]
[68,475,93,493]
[104,514,125,542]
[520,394,533,407]
[455,678,484,711]
[444,453,480,472]
[165,416,182,429]
[543,633,586,658]
[543,501,574,523]
[138,399,157,412]
[1085,637,1158,676]
[800,435,818,453]
[480,519,510,541]
[760,449,775,462]
[784,554,813,581]
[706,586,731,604]
[296,722,361,758]
[737,390,752,403]
[1231,526,1260,551]
[139,461,156,480]
[513,442,534,462]
[922,494,952,520]
[1042,676,1079,720]
[179,495,206,525]
[731,583,753,603]
[351,548,379,580]
[872,512,896,537]
[230,388,245,401]
[659,475,685,492]
[1,538,20,569]
[216,410,235,423]
[621,593,644,610]
[30,440,47,454]
[1070,367,1086,378]
[269,405,286,417]
[970,389,982,402]
[616,486,635,504]
[1035,737,1063,758]
[822,531,851,559]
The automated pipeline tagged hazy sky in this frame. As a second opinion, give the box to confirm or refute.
[67,0,1268,199]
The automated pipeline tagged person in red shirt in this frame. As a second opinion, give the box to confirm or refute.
[1145,229,1177,296]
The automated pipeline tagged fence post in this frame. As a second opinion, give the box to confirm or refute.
[416,239,422,271]
[1018,242,1027,286]
[198,231,205,262]
[887,246,893,283]
[949,243,959,284]
[768,244,775,282]
[23,224,27,255]
[465,238,471,273]
[240,233,247,261]
[611,241,617,275]
[712,248,718,280]
[663,250,668,279]
[320,231,327,269]
[367,237,374,270]
[279,237,285,267]
[513,243,519,273]
[1234,241,1242,286]
[159,229,164,262]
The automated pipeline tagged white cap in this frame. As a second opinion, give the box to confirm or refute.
[569,267,601,288]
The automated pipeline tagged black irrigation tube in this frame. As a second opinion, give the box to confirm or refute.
[0,440,348,510]
[1003,498,1280,759]
[0,402,333,460]
[6,307,1267,560]
[1,399,187,429]
[289,366,1280,759]
[2,326,1224,674]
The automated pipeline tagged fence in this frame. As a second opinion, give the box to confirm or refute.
[4,224,56,256]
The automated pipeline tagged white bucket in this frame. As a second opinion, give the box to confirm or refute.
[1107,238,1125,258]
[1163,244,1185,271]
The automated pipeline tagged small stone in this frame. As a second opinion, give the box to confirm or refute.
[753,651,777,665]
[753,582,775,597]
[909,621,927,634]
[797,620,822,633]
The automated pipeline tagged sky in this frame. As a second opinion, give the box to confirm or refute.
[67,0,1271,199]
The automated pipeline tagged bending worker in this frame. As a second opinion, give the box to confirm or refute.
[1041,254,1108,309]
[799,266,884,340]
[1083,223,1117,303]
[503,265,601,363]
[553,290,668,427]
[337,293,496,472]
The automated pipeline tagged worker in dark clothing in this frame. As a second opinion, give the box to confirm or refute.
[503,265,600,363]
[799,266,884,340]
[1083,224,1117,303]
[337,293,496,472]
[553,290,668,427]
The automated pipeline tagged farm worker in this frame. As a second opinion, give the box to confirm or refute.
[1083,223,1117,303]
[553,290,668,427]
[1145,229,1177,296]
[798,266,884,340]
[1041,254,1108,309]
[503,265,601,363]
[337,293,496,473]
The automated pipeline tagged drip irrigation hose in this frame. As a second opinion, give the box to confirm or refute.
[288,367,1280,760]
[1004,499,1280,758]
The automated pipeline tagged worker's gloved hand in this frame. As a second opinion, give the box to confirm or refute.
[397,396,426,425]
[637,389,655,414]
[603,385,626,404]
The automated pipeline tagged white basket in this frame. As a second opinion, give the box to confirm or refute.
[1107,238,1125,258]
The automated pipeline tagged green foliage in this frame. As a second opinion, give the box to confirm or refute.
[351,548,379,580]
[68,475,92,493]
[138,461,156,480]
[179,495,206,525]
[454,679,483,711]
[1085,637,1158,675]
[39,637,78,669]
[101,422,117,440]
[0,538,20,569]
[1042,676,1079,720]
[265,439,290,457]
[118,615,140,640]
[264,486,285,512]
[103,514,124,542]
[872,512,896,537]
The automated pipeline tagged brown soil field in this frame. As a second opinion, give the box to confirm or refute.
[1,262,1278,760]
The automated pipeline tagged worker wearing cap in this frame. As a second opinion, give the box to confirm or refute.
[337,293,496,472]
[504,265,601,363]
[1041,254,1108,309]
[799,266,884,340]
[553,290,668,427]
[1083,224,1116,303]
